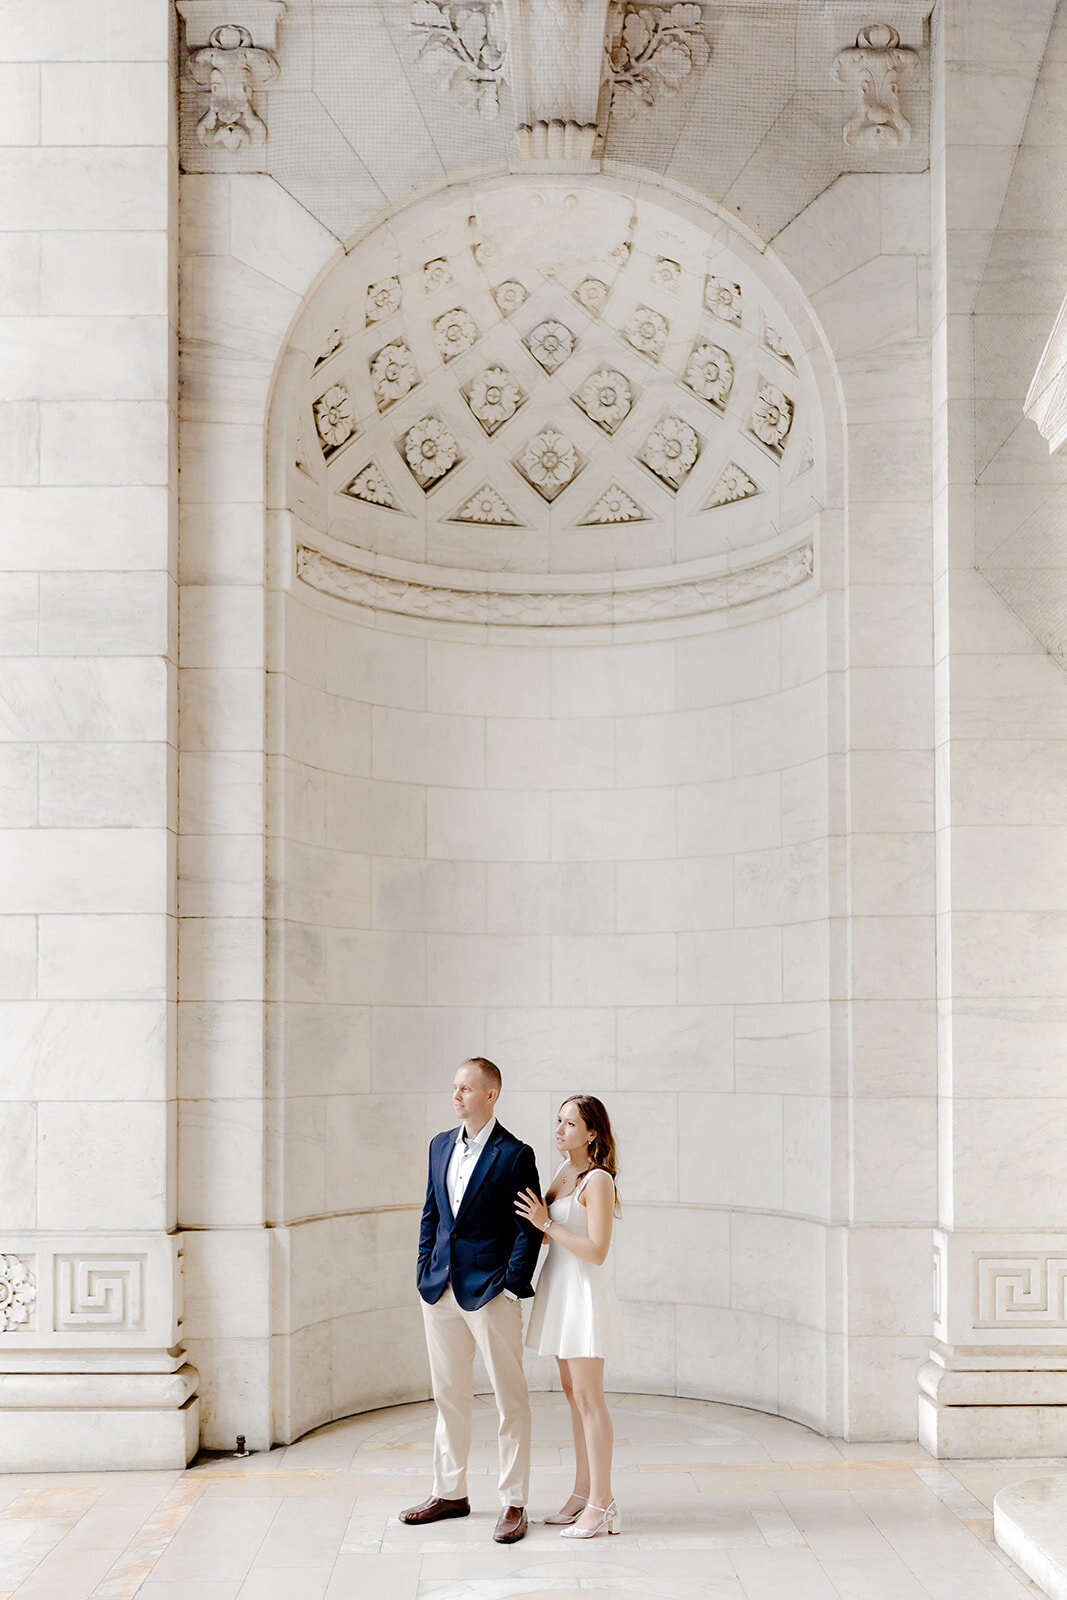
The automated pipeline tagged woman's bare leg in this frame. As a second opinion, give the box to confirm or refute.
[555,1357,590,1513]
[566,1358,614,1530]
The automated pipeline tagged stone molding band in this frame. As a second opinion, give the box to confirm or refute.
[295,538,815,626]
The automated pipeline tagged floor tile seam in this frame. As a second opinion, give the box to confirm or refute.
[86,1481,210,1600]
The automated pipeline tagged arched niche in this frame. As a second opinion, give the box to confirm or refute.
[263,174,844,1444]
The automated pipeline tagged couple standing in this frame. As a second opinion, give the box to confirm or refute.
[400,1057,625,1543]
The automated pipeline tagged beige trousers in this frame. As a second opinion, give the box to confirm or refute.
[421,1285,531,1508]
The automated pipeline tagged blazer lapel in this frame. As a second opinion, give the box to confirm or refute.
[454,1126,501,1224]
[436,1132,457,1224]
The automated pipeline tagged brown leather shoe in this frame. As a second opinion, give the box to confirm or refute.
[398,1494,471,1525]
[493,1504,528,1543]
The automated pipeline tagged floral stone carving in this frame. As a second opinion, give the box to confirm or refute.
[434,307,478,361]
[640,414,699,488]
[762,319,795,370]
[402,416,460,485]
[371,341,418,410]
[834,24,920,152]
[526,320,575,374]
[573,277,608,317]
[411,0,505,117]
[186,23,279,151]
[747,379,794,456]
[366,277,401,326]
[493,280,527,316]
[573,368,634,433]
[516,428,580,500]
[704,275,742,325]
[624,304,669,360]
[452,483,521,524]
[607,4,711,117]
[651,256,682,292]
[467,367,523,434]
[313,383,356,456]
[342,462,402,510]
[579,484,648,525]
[0,1255,35,1332]
[703,460,760,508]
[684,342,734,409]
[423,257,453,293]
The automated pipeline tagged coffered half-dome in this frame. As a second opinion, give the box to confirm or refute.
[280,178,825,625]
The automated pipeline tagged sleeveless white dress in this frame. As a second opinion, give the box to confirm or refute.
[525,1168,626,1360]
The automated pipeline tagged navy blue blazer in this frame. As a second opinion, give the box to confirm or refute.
[417,1121,542,1311]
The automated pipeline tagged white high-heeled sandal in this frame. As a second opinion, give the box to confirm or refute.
[559,1498,620,1538]
[544,1494,587,1525]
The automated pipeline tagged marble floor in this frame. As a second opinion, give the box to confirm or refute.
[0,1394,1058,1600]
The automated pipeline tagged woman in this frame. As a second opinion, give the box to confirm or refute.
[515,1094,625,1539]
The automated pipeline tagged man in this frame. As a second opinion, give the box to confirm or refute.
[400,1057,542,1543]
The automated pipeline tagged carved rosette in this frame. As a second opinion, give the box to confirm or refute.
[572,368,633,433]
[516,428,581,500]
[313,383,356,456]
[371,342,418,410]
[493,280,528,316]
[640,415,700,488]
[402,416,460,485]
[684,342,734,409]
[624,305,669,360]
[747,380,794,457]
[434,307,479,361]
[574,277,609,317]
[0,1255,36,1332]
[467,367,523,434]
[704,275,742,326]
[833,23,920,152]
[366,277,402,327]
[525,320,575,374]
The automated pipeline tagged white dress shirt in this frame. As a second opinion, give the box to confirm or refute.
[446,1114,496,1218]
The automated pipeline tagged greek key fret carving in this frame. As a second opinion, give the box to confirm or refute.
[974,1254,1067,1329]
[54,1256,147,1333]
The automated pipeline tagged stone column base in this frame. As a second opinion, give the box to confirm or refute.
[0,1366,200,1470]
[918,1360,1067,1457]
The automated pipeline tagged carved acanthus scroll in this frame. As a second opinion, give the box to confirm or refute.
[410,0,506,117]
[833,23,919,152]
[606,3,712,117]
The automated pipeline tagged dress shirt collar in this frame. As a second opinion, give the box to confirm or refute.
[456,1114,496,1152]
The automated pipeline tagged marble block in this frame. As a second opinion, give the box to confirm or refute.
[994,1477,1067,1600]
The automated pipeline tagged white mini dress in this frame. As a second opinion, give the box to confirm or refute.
[525,1167,626,1360]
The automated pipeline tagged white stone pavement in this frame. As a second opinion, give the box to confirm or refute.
[0,1394,1056,1600]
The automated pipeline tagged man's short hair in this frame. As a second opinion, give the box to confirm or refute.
[465,1056,502,1093]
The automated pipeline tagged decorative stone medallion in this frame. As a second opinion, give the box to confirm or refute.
[704,275,742,325]
[366,276,402,326]
[401,416,460,486]
[572,368,634,433]
[573,277,609,316]
[451,483,522,525]
[651,256,682,292]
[525,319,575,374]
[579,484,648,525]
[515,428,581,500]
[466,367,524,434]
[624,304,669,360]
[762,319,795,370]
[639,414,699,488]
[703,460,761,508]
[493,280,527,316]
[313,383,356,456]
[747,379,794,456]
[370,340,418,410]
[0,1255,35,1332]
[684,342,734,409]
[423,256,453,293]
[341,461,402,510]
[434,307,478,361]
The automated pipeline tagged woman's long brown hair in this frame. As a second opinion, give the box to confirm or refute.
[560,1094,621,1213]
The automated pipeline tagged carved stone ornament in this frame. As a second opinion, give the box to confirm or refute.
[579,484,648,524]
[747,379,794,457]
[606,3,711,117]
[684,341,734,409]
[572,368,633,433]
[371,341,418,411]
[342,462,403,510]
[703,459,760,508]
[525,319,575,374]
[516,428,581,499]
[762,319,795,370]
[313,383,356,456]
[833,24,920,152]
[434,307,479,361]
[423,257,454,293]
[297,539,815,627]
[366,277,402,327]
[451,482,522,524]
[185,22,279,150]
[651,256,682,292]
[704,275,742,325]
[467,367,524,433]
[493,280,527,316]
[624,304,669,360]
[402,416,460,485]
[0,1254,36,1332]
[410,0,506,117]
[502,0,611,162]
[640,414,700,488]
[574,277,609,317]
